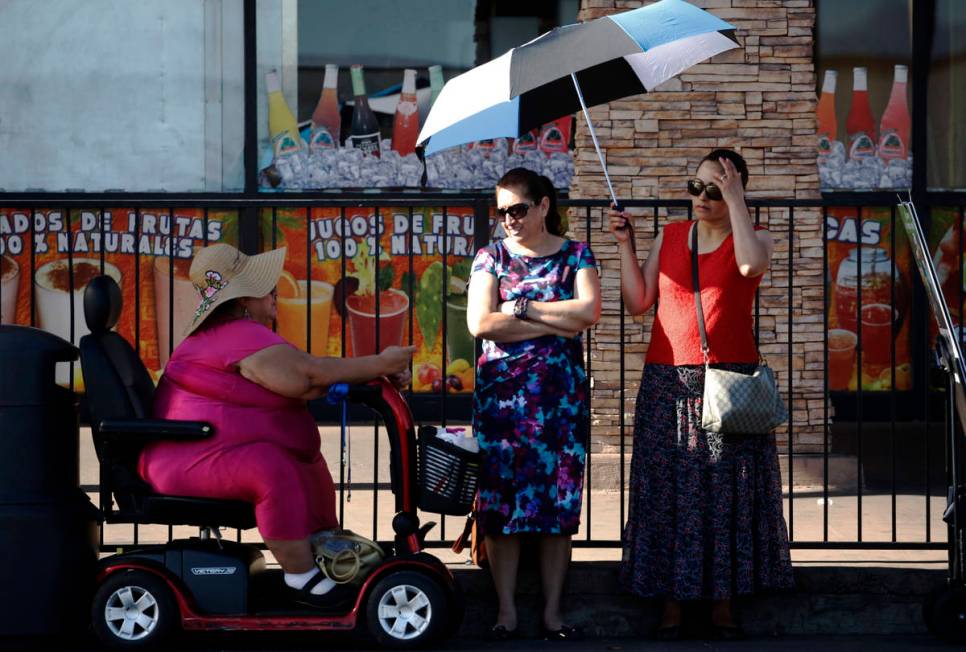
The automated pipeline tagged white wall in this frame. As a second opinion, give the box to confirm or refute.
[0,0,246,192]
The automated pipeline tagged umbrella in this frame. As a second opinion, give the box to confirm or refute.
[416,0,739,207]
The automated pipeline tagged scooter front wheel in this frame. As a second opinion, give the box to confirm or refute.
[365,570,447,648]
[91,570,178,650]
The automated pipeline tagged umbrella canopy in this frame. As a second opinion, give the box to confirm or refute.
[419,0,737,155]
[416,0,738,204]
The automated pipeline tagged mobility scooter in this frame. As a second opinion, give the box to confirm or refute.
[79,275,463,649]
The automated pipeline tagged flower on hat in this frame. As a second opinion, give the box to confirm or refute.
[193,270,228,321]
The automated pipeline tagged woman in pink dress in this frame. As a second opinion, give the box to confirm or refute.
[138,243,414,607]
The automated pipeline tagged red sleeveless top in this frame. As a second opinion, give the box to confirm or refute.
[646,221,764,365]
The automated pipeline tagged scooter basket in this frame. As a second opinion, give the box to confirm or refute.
[417,426,480,516]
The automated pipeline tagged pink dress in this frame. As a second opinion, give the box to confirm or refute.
[138,319,338,540]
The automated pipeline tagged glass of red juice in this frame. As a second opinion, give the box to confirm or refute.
[860,303,897,370]
[346,289,409,356]
[828,329,857,390]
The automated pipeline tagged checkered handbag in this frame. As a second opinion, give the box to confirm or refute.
[701,362,788,434]
[691,224,788,435]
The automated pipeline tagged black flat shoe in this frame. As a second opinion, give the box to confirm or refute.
[291,579,356,611]
[654,624,682,641]
[487,624,519,641]
[541,624,584,641]
[709,623,744,640]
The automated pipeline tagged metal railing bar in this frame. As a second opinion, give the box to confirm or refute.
[305,208,312,354]
[339,206,348,528]
[855,205,863,542]
[585,205,592,541]
[822,204,829,542]
[787,206,794,539]
[890,204,897,542]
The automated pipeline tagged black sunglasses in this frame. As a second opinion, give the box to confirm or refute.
[687,178,723,201]
[496,202,533,219]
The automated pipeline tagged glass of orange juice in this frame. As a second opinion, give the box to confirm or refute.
[276,273,334,356]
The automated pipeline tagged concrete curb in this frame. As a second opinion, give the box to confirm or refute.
[452,562,946,639]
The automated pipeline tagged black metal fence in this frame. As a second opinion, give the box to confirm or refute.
[1,194,962,553]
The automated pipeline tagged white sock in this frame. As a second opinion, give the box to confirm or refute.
[284,567,337,595]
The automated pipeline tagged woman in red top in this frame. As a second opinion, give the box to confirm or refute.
[609,149,793,640]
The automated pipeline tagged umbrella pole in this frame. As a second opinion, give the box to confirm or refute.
[571,73,621,211]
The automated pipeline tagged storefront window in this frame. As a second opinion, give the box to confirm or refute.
[927,0,966,191]
[814,0,912,192]
[256,0,578,192]
[0,0,245,193]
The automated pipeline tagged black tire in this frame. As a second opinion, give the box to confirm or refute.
[91,570,179,650]
[364,571,448,648]
[925,585,966,644]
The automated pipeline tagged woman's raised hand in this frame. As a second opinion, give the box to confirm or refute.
[716,156,745,206]
[608,204,634,244]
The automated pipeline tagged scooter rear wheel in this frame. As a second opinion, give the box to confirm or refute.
[91,570,178,650]
[365,570,448,648]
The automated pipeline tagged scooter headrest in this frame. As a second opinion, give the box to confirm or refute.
[83,275,122,334]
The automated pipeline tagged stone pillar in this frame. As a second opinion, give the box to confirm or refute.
[569,0,825,480]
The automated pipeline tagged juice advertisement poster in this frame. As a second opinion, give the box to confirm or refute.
[262,206,493,394]
[826,207,913,391]
[0,207,239,389]
[927,207,966,346]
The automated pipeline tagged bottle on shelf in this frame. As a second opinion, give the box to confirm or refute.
[265,69,304,159]
[816,69,839,162]
[392,69,419,156]
[348,64,381,158]
[845,67,876,161]
[309,64,341,151]
[878,64,910,162]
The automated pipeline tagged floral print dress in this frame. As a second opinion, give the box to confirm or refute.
[471,239,596,537]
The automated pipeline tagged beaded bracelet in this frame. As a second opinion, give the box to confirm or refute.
[513,296,529,320]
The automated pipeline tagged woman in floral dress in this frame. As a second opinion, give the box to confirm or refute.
[467,167,601,640]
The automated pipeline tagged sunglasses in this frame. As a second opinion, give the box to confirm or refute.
[496,202,533,220]
[687,178,723,201]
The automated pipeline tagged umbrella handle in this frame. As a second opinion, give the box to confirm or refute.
[571,73,621,212]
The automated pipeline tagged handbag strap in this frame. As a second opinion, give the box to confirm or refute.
[690,223,711,364]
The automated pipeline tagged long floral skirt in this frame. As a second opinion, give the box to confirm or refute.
[472,340,588,537]
[619,363,794,600]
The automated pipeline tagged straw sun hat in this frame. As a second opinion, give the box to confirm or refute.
[183,243,287,337]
